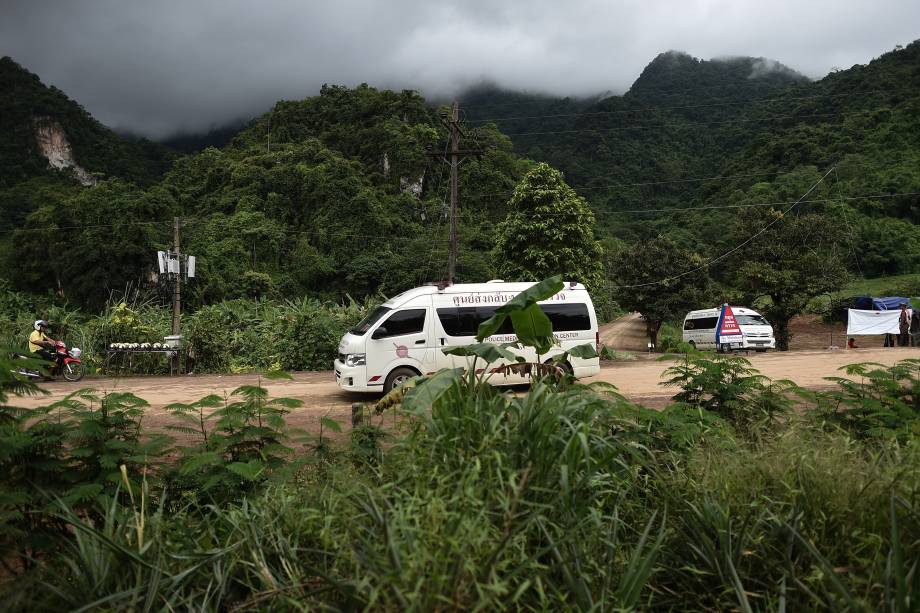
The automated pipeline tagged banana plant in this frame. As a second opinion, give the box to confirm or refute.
[379,276,599,413]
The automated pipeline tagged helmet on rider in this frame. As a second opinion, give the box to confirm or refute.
[34,319,48,331]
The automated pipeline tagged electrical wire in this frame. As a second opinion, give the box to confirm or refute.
[4,190,917,235]
[463,89,889,123]
[498,111,854,137]
[607,192,920,215]
[609,166,836,289]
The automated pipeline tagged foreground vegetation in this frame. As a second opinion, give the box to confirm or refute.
[2,344,918,609]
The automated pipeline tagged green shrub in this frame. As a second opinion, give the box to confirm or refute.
[165,371,305,503]
[812,359,920,442]
[185,297,372,373]
[2,347,920,611]
[661,353,797,438]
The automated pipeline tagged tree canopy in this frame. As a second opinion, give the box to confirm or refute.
[609,235,714,346]
[493,163,603,290]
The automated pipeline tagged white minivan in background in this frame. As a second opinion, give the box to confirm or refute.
[335,281,601,393]
[682,307,776,352]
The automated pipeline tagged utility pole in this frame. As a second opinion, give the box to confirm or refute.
[428,101,481,285]
[172,217,181,337]
[156,221,195,375]
[447,101,460,284]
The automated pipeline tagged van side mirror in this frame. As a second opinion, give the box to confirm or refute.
[371,327,388,340]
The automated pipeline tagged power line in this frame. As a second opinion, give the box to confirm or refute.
[464,169,795,200]
[0,219,454,244]
[464,90,889,124]
[498,111,852,137]
[609,166,836,289]
[607,192,920,215]
[0,219,172,234]
[4,190,917,236]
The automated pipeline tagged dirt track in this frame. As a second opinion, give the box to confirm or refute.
[15,347,920,440]
[598,312,647,352]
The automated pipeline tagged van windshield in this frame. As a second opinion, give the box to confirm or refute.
[350,306,391,336]
[737,314,769,326]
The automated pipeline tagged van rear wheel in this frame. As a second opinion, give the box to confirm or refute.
[384,367,418,393]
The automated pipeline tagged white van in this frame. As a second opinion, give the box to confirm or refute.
[335,281,601,393]
[682,307,776,351]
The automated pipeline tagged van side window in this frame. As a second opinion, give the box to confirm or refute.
[437,308,470,336]
[437,306,514,337]
[542,303,591,331]
[377,309,426,338]
[696,316,719,330]
[684,319,695,330]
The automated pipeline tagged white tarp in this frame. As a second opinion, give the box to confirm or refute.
[846,309,901,335]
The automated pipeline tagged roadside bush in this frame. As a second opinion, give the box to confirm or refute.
[185,297,372,373]
[656,320,685,352]
[661,353,797,438]
[0,360,171,571]
[2,346,920,610]
[165,371,306,504]
[812,358,920,442]
[652,427,920,611]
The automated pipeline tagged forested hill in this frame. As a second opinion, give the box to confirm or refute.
[0,56,174,188]
[460,43,920,274]
[461,52,813,208]
[4,83,531,308]
[1,42,919,314]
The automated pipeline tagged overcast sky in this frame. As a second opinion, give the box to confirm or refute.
[2,0,918,139]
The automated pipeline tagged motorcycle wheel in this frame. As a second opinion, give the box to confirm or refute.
[63,362,85,382]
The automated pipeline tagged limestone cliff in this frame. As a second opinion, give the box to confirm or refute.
[32,117,97,186]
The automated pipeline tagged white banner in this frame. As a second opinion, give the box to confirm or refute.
[846,309,901,335]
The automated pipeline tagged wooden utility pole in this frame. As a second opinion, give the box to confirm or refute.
[447,101,460,284]
[428,101,482,285]
[172,217,181,337]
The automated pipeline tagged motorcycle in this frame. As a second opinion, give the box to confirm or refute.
[14,341,85,382]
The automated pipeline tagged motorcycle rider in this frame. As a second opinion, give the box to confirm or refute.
[29,320,56,363]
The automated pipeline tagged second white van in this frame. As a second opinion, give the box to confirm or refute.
[682,307,776,352]
[334,281,601,393]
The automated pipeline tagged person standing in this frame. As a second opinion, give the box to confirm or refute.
[912,308,920,347]
[898,303,911,346]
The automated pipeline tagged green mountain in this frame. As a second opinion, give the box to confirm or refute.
[461,44,920,276]
[2,42,919,311]
[0,56,174,188]
[6,83,531,307]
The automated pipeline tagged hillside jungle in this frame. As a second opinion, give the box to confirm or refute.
[1,41,919,367]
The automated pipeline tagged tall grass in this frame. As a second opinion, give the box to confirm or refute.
[2,356,919,610]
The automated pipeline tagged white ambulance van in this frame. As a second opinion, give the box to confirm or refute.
[682,307,776,351]
[334,281,601,393]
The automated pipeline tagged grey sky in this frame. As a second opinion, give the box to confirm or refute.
[2,0,918,138]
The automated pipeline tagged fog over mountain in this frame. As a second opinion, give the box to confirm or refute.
[2,0,917,138]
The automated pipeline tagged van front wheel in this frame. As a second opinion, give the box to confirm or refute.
[384,367,419,393]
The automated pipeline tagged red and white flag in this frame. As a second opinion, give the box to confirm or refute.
[716,304,743,346]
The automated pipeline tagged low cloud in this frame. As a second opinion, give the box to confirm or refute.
[2,0,917,138]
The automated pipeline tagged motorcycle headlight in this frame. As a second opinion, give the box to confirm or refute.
[69,348,82,358]
[345,353,366,367]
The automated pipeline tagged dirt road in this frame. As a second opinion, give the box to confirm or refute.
[15,348,920,439]
[598,312,647,352]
